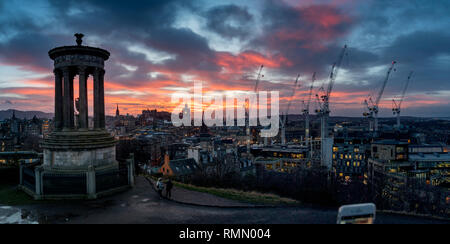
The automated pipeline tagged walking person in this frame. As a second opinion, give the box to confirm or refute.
[156,178,164,199]
[165,179,173,199]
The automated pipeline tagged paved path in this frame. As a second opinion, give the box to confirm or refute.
[11,177,450,224]
[147,178,255,207]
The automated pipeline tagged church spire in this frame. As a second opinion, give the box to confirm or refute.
[116,104,120,117]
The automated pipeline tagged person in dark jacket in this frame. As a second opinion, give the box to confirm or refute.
[156,178,164,199]
[165,179,173,199]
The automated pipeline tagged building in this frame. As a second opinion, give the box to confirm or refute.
[25,116,41,137]
[332,136,371,182]
[160,154,199,180]
[368,140,449,214]
[252,145,314,173]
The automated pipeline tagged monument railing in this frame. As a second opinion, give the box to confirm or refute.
[95,165,129,193]
[43,172,87,195]
[19,162,41,192]
[22,166,36,191]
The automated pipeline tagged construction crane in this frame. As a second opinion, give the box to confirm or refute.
[315,44,348,169]
[254,65,265,93]
[393,71,413,130]
[316,45,348,141]
[363,97,375,131]
[364,61,397,134]
[247,65,264,151]
[302,72,316,145]
[280,74,301,145]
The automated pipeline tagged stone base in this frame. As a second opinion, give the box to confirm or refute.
[43,147,118,170]
[19,184,132,200]
[41,130,116,150]
[41,130,118,170]
[19,155,135,200]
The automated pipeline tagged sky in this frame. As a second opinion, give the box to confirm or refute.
[0,0,449,117]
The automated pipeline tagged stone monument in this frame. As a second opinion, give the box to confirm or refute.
[20,34,134,199]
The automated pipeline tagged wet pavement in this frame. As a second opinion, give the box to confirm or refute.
[3,177,449,224]
[0,206,38,224]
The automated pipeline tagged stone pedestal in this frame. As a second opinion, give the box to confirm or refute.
[19,34,133,200]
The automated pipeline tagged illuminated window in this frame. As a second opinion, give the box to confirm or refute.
[333,147,339,152]
[333,154,336,159]
[346,162,350,167]
[340,154,344,159]
[354,148,360,153]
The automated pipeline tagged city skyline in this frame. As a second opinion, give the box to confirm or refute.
[0,0,449,117]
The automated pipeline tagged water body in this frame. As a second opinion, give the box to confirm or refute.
[0,206,38,224]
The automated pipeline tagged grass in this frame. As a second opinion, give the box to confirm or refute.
[0,184,37,206]
[173,181,301,206]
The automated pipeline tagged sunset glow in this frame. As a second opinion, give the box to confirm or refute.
[0,0,449,117]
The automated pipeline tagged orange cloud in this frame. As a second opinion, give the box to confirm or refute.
[214,51,293,73]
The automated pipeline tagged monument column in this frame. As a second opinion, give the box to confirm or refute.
[54,69,63,130]
[70,72,75,128]
[93,68,101,129]
[78,66,88,130]
[99,69,105,129]
[62,67,74,129]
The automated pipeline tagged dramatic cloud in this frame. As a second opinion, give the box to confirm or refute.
[0,0,449,117]
[204,5,254,40]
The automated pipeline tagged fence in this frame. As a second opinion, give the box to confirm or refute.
[22,166,36,191]
[43,173,87,195]
[19,159,133,199]
[96,166,129,193]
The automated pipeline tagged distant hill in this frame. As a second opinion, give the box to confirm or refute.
[0,109,53,120]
